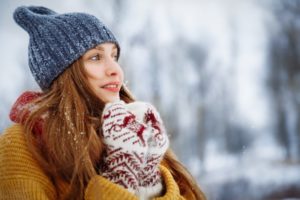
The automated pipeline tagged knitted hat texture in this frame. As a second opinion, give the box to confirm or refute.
[13,6,120,90]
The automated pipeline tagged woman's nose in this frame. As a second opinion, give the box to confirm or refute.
[105,59,119,76]
[106,69,117,76]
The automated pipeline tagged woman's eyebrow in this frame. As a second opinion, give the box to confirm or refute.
[95,46,104,51]
[94,45,117,51]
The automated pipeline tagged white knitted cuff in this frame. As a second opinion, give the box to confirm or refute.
[136,182,163,200]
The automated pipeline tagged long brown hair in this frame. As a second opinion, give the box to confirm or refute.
[23,58,205,200]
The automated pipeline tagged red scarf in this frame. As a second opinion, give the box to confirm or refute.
[9,91,43,135]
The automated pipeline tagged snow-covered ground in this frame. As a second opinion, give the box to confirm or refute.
[200,140,300,199]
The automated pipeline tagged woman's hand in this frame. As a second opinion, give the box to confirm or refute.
[100,101,150,192]
[100,101,169,197]
[126,102,169,189]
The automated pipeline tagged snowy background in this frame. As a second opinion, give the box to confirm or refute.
[1,0,300,199]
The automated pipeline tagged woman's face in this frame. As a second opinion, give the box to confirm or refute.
[82,42,124,103]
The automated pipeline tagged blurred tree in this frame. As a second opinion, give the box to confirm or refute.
[267,0,300,161]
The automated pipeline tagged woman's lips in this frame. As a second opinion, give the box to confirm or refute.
[101,82,120,93]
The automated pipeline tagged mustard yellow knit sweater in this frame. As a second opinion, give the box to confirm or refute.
[0,124,185,200]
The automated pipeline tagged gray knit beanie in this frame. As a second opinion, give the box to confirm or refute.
[13,6,120,90]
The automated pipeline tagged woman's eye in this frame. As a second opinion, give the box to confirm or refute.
[90,54,102,61]
[112,54,118,61]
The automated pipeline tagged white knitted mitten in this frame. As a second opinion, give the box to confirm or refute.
[100,101,149,193]
[101,101,169,198]
[126,102,169,199]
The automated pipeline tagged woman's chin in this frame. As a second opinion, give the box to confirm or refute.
[98,95,120,103]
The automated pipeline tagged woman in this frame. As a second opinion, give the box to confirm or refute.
[0,5,206,200]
